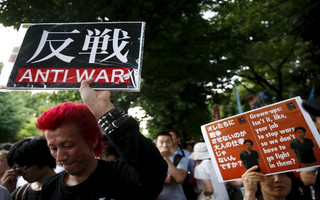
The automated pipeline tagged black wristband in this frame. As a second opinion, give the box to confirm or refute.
[103,114,130,134]
[98,108,124,129]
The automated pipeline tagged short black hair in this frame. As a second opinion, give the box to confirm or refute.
[0,143,13,151]
[295,126,306,133]
[156,131,172,140]
[243,139,253,146]
[167,129,180,138]
[7,136,56,169]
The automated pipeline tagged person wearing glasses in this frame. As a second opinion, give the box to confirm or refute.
[2,137,56,200]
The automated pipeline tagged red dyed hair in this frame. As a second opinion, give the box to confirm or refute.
[36,102,103,157]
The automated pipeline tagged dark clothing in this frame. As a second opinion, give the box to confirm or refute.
[41,117,167,200]
[11,184,40,200]
[290,138,317,164]
[286,172,313,200]
[315,168,320,200]
[240,150,259,170]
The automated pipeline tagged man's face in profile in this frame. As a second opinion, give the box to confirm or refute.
[169,131,179,146]
[244,142,252,152]
[295,129,305,140]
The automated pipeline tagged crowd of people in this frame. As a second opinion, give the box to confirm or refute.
[0,79,320,200]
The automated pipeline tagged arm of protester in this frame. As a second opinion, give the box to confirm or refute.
[201,179,214,195]
[80,78,115,119]
[0,169,19,193]
[194,183,203,194]
[164,175,173,184]
[165,156,187,184]
[80,79,167,200]
[299,169,318,186]
[158,146,186,184]
[242,165,265,200]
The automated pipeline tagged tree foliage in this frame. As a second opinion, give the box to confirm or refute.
[208,0,320,104]
[0,92,28,142]
[1,0,221,139]
[17,116,42,139]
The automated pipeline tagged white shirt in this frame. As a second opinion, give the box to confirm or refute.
[158,153,188,200]
[194,159,229,200]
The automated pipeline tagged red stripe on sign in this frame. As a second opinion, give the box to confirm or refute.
[15,68,132,83]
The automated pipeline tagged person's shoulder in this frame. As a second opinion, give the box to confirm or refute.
[304,138,313,142]
[0,184,10,193]
[0,184,8,190]
[97,158,121,168]
[290,139,298,145]
[177,155,188,168]
[240,150,247,155]
[0,185,10,200]
[172,153,187,166]
[198,159,212,168]
[43,171,65,187]
[202,159,212,164]
[182,149,191,157]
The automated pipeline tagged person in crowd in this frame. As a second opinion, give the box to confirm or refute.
[290,126,317,168]
[299,168,318,187]
[302,96,320,199]
[0,143,12,151]
[2,137,56,200]
[169,130,191,159]
[169,129,196,200]
[155,131,187,200]
[99,135,120,161]
[240,139,260,172]
[190,142,229,200]
[0,144,12,180]
[226,181,244,200]
[298,168,317,199]
[0,184,10,200]
[0,145,11,200]
[303,96,320,133]
[0,143,28,195]
[35,78,167,200]
[242,165,312,200]
[186,140,196,153]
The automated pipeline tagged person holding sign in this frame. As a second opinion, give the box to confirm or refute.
[240,139,261,172]
[36,79,167,200]
[290,126,317,168]
[241,166,307,200]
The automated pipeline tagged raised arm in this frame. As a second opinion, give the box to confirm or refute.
[80,78,114,119]
[241,165,265,200]
[79,79,167,200]
[159,149,187,184]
